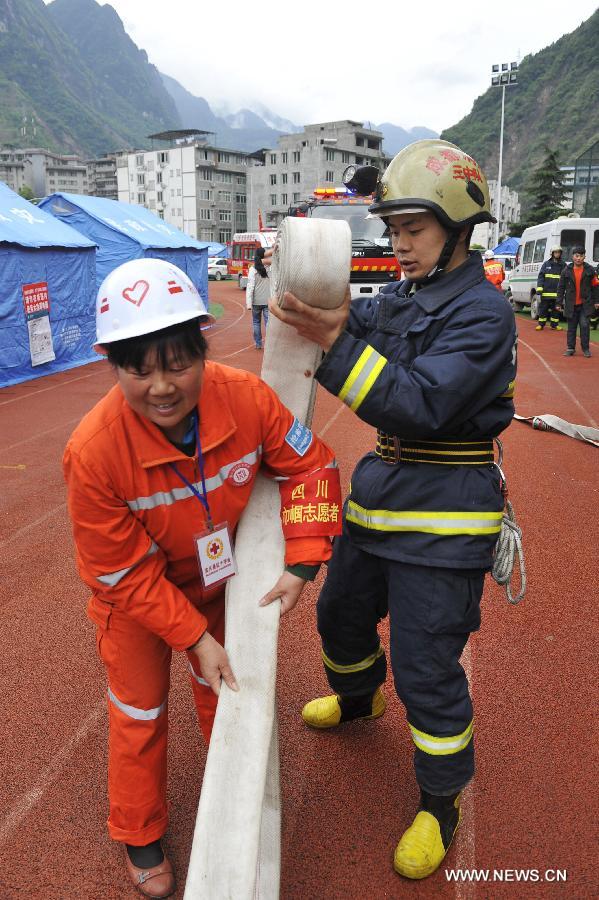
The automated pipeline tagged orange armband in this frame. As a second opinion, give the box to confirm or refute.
[279,468,342,538]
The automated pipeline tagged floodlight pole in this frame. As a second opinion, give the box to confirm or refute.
[495,84,505,248]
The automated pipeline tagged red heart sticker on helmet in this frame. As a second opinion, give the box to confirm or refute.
[122,280,149,307]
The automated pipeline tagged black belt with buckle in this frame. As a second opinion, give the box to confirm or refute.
[375,431,495,465]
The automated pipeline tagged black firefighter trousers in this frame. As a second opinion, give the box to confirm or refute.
[317,534,485,796]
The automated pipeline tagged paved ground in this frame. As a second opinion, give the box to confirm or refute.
[0,279,597,898]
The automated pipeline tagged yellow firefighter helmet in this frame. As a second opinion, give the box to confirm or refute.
[369,139,496,229]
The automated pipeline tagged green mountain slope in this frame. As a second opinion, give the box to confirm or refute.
[48,0,179,135]
[0,0,180,156]
[441,11,599,193]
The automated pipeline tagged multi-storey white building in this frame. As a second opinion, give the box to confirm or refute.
[247,120,390,230]
[116,130,249,243]
[0,147,89,198]
[471,180,520,248]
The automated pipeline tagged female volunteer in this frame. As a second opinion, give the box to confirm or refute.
[63,258,340,898]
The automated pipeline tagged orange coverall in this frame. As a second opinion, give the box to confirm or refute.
[483,258,505,290]
[63,361,338,845]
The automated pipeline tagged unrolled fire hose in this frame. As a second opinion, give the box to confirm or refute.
[184,216,351,900]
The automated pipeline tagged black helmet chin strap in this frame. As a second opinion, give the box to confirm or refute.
[418,229,461,284]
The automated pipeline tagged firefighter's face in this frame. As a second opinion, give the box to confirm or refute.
[388,211,465,280]
[117,349,205,441]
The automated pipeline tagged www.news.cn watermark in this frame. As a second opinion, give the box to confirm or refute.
[445,868,567,883]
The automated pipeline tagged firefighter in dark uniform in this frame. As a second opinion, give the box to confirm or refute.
[269,140,517,880]
[536,246,565,330]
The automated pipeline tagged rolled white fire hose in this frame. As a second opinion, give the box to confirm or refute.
[271,216,352,311]
[184,218,351,899]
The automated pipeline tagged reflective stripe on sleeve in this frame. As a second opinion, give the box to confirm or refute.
[127,447,261,511]
[188,662,209,687]
[322,644,384,674]
[346,501,503,535]
[500,380,515,398]
[338,346,388,412]
[107,686,167,721]
[409,720,473,755]
[96,540,159,587]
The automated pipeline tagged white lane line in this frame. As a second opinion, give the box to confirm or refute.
[454,643,476,898]
[317,402,346,438]
[519,338,598,428]
[213,344,255,361]
[0,503,66,550]
[0,702,105,847]
[1,418,81,454]
[0,369,104,407]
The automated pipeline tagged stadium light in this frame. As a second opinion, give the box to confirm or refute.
[491,62,518,246]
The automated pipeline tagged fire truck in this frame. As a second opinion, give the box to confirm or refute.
[228,229,278,289]
[288,187,400,298]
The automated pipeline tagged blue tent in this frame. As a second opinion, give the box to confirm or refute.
[493,237,520,256]
[0,181,97,389]
[38,193,210,303]
[207,242,229,258]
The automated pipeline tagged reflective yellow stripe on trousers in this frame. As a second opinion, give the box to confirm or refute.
[346,501,503,535]
[322,644,384,674]
[409,720,474,755]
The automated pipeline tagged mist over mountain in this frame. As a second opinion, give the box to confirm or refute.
[0,0,441,158]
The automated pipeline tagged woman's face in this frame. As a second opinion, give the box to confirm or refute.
[116,348,204,440]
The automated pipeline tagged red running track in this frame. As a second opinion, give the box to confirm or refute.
[0,281,597,899]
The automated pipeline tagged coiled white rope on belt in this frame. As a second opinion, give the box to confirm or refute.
[271,215,351,311]
[491,499,526,605]
[185,218,351,899]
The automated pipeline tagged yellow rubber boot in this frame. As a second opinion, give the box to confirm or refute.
[535,324,544,331]
[394,792,461,879]
[301,688,386,729]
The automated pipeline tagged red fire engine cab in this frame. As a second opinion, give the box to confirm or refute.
[288,187,400,298]
[227,229,278,289]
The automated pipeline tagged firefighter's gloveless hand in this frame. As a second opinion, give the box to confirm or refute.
[189,631,239,696]
[268,288,351,353]
[259,571,307,616]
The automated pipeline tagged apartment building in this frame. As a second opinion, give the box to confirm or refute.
[116,130,249,242]
[471,180,520,248]
[247,120,390,230]
[86,154,120,199]
[0,147,89,198]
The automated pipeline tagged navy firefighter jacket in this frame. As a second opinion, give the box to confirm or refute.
[316,252,517,570]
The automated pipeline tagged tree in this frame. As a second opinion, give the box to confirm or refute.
[18,184,34,200]
[521,148,569,228]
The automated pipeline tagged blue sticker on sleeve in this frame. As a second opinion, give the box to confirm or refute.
[284,417,314,457]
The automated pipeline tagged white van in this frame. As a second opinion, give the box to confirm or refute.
[508,215,599,318]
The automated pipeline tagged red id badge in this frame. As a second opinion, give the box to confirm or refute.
[194,522,238,589]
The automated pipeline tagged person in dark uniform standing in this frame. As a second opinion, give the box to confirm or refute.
[269,140,517,880]
[558,246,599,357]
[535,246,565,330]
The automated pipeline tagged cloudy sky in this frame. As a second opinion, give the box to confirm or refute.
[50,0,598,132]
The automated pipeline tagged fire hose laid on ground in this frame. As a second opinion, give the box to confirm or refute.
[184,217,351,900]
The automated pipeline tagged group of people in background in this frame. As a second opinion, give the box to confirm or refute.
[536,245,599,357]
[484,245,599,358]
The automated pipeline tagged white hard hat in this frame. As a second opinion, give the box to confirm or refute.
[96,258,213,346]
[484,249,495,259]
